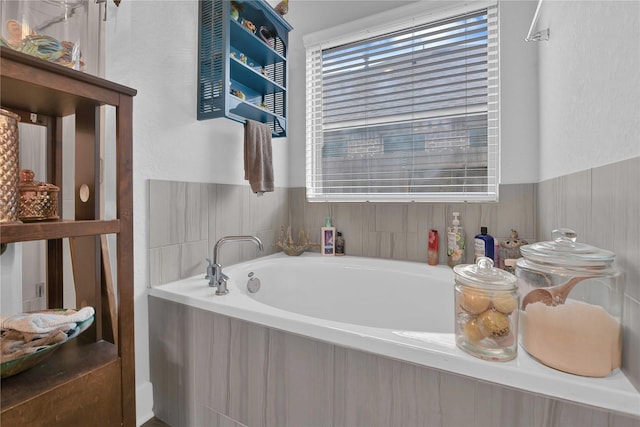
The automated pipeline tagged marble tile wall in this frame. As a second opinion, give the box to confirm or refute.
[149,181,536,285]
[536,156,640,393]
[287,184,536,265]
[148,181,288,287]
[149,297,640,427]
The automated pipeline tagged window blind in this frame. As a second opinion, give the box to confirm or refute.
[306,5,499,202]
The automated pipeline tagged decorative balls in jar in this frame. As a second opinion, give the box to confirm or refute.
[454,257,519,361]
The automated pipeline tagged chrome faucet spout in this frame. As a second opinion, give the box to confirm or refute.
[208,235,263,295]
[213,235,263,265]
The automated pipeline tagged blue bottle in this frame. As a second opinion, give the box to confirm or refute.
[474,226,494,263]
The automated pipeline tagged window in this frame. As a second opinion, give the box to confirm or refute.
[305,3,499,202]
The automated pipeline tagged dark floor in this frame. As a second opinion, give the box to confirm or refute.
[141,417,171,427]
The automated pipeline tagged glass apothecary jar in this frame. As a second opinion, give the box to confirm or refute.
[516,228,623,377]
[454,257,519,362]
[1,0,90,71]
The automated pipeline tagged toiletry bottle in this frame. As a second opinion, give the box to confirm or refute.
[321,216,336,256]
[474,226,495,263]
[335,232,345,256]
[427,229,438,265]
[447,212,465,267]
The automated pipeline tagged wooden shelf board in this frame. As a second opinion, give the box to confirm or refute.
[0,219,120,243]
[0,338,118,412]
[1,47,136,117]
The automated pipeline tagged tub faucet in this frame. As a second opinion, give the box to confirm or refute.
[206,235,263,295]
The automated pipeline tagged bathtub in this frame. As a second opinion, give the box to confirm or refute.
[149,252,640,417]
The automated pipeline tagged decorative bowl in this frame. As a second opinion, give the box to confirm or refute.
[1,310,94,378]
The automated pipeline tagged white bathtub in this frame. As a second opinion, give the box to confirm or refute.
[149,252,640,417]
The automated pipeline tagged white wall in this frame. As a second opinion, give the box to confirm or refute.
[0,244,22,314]
[104,1,292,423]
[498,0,539,184]
[537,0,640,181]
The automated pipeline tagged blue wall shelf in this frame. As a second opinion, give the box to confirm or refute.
[198,0,292,137]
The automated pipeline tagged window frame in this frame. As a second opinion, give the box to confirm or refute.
[304,1,500,203]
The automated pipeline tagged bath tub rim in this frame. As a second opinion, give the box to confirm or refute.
[148,252,640,418]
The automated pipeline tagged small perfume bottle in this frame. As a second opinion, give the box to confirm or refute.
[335,232,345,256]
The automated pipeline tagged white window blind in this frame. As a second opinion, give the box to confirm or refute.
[305,4,499,202]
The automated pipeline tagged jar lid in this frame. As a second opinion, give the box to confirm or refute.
[519,228,615,267]
[18,169,60,193]
[454,257,518,290]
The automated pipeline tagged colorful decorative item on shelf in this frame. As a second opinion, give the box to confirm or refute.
[231,89,245,100]
[274,0,288,16]
[230,1,241,21]
[241,18,256,33]
[239,53,247,64]
[3,17,85,70]
[258,26,274,47]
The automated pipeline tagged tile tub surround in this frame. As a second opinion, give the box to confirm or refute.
[148,158,640,407]
[148,180,536,287]
[287,183,536,266]
[148,180,289,287]
[149,297,640,427]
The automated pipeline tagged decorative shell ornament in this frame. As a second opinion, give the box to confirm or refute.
[275,226,319,256]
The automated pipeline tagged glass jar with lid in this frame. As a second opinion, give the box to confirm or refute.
[454,256,519,361]
[1,0,92,71]
[516,228,623,377]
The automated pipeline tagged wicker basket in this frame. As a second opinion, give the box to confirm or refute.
[18,170,59,221]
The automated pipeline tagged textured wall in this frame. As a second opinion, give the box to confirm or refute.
[537,1,640,181]
[149,296,640,427]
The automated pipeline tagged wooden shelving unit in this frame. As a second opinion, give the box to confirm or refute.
[0,47,136,427]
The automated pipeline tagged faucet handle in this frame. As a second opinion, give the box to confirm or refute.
[205,258,214,279]
[216,275,229,295]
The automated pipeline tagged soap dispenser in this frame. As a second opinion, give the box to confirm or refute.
[447,212,465,267]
